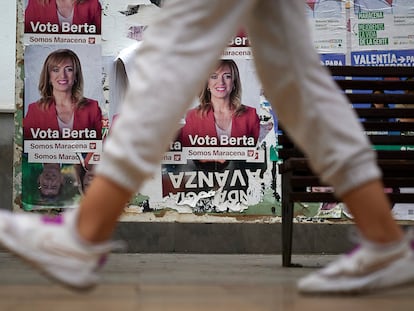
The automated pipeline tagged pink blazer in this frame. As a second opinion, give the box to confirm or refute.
[24,99,102,139]
[25,0,102,34]
[179,106,260,147]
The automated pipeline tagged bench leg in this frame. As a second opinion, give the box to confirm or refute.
[281,170,296,267]
[282,198,294,267]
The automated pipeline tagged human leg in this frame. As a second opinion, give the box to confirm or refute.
[247,0,412,293]
[77,176,132,243]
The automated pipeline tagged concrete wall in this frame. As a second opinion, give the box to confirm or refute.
[0,2,16,211]
[0,113,14,211]
[0,2,16,113]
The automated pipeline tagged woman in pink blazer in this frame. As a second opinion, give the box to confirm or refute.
[25,0,102,34]
[179,59,260,147]
[24,49,102,140]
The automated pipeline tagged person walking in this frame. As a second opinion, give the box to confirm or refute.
[1,0,413,294]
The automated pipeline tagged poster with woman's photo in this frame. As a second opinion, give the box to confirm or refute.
[109,27,279,214]
[160,58,278,213]
[22,44,105,210]
[24,0,102,45]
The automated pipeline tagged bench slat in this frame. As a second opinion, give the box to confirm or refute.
[336,79,414,90]
[327,65,414,76]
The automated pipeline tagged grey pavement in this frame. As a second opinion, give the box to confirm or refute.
[1,252,414,311]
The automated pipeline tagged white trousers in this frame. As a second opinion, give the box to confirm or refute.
[97,0,380,197]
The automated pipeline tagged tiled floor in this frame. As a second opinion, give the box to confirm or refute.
[0,252,413,311]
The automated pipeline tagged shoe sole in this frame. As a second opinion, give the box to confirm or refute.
[298,255,414,295]
[0,239,97,292]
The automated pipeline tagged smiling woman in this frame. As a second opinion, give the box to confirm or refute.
[178,59,260,147]
[23,49,102,140]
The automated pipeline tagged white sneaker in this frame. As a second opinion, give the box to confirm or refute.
[298,230,414,294]
[0,209,118,290]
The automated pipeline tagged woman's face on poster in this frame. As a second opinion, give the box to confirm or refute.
[49,58,75,93]
[38,163,63,197]
[208,64,234,100]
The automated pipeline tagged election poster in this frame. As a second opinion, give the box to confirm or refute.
[22,44,105,210]
[305,0,347,65]
[222,28,253,60]
[159,57,277,214]
[350,0,414,66]
[23,0,102,45]
[107,23,278,214]
[20,0,106,210]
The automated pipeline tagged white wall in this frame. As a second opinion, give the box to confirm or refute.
[0,1,16,112]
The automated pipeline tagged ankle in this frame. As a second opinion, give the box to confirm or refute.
[360,227,405,245]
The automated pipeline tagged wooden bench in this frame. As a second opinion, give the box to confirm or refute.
[278,66,414,267]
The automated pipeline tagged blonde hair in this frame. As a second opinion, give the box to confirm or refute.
[37,49,87,109]
[198,59,245,117]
